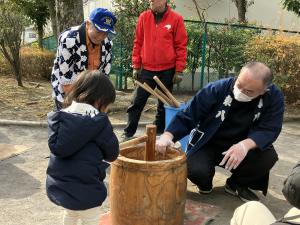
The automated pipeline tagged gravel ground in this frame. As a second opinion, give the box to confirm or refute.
[0,121,299,225]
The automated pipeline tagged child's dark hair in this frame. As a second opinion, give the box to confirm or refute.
[64,70,116,110]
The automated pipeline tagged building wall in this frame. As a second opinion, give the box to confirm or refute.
[83,0,113,18]
[23,26,37,44]
[83,0,300,31]
[174,0,300,32]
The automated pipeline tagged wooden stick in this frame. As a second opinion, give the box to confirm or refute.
[145,125,156,161]
[143,82,172,106]
[154,88,174,106]
[135,81,169,106]
[119,135,148,149]
[153,76,181,108]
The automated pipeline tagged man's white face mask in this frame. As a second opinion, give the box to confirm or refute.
[233,85,255,102]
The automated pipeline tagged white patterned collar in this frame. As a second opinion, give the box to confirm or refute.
[62,101,99,118]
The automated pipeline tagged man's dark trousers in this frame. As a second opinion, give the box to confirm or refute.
[124,68,175,137]
[187,145,278,194]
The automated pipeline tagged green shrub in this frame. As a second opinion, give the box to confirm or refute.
[245,35,300,103]
[207,26,257,78]
[185,22,204,90]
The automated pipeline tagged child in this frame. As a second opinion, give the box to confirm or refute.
[46,70,119,225]
[230,161,300,225]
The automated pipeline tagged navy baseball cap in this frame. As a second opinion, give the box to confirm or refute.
[89,8,117,34]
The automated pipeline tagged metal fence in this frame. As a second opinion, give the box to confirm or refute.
[111,20,300,91]
[36,20,300,91]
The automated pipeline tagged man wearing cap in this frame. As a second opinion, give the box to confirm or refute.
[51,8,117,110]
[122,0,188,140]
[156,62,284,202]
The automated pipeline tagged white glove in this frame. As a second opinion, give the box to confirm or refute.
[219,142,249,171]
[156,132,174,154]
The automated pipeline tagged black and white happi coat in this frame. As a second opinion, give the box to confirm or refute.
[51,22,113,103]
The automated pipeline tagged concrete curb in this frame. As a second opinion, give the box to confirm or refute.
[0,119,152,128]
[283,116,300,122]
[0,116,299,128]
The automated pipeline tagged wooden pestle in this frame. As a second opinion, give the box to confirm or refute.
[145,125,156,161]
[119,125,157,161]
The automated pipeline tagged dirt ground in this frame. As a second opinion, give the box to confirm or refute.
[0,76,194,123]
[1,76,299,123]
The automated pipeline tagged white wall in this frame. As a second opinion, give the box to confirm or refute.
[82,0,300,31]
[83,0,113,19]
[173,0,300,32]
[23,27,37,44]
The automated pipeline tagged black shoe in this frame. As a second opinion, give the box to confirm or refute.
[120,133,134,142]
[197,185,213,195]
[225,181,259,202]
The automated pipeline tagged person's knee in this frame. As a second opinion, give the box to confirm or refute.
[268,148,278,167]
[245,147,278,171]
[187,160,213,185]
[259,147,278,171]
[231,201,276,225]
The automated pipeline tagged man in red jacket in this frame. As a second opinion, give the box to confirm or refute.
[123,0,188,140]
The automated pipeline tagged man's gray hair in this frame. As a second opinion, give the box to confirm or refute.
[242,61,273,87]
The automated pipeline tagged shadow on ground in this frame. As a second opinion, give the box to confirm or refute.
[0,156,41,199]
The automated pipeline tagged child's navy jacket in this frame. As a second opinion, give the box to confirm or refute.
[46,105,119,210]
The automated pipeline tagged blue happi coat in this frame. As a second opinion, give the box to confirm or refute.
[166,77,284,157]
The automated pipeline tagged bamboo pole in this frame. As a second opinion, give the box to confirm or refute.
[119,135,148,149]
[153,76,181,108]
[154,88,174,106]
[135,81,169,105]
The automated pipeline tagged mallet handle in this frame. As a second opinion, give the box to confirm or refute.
[120,135,148,149]
[153,76,181,108]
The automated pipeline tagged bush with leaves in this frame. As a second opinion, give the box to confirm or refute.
[0,1,26,86]
[111,0,150,89]
[112,0,176,89]
[21,47,55,80]
[245,35,300,103]
[0,47,55,80]
[206,25,257,78]
[185,22,203,90]
[282,0,300,17]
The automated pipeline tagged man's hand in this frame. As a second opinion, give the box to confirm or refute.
[173,72,183,84]
[156,132,174,154]
[219,142,249,171]
[132,68,141,80]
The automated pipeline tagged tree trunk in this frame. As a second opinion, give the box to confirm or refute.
[124,74,128,90]
[191,70,195,91]
[47,0,58,40]
[56,0,84,35]
[13,55,23,87]
[233,0,247,23]
[37,25,44,49]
